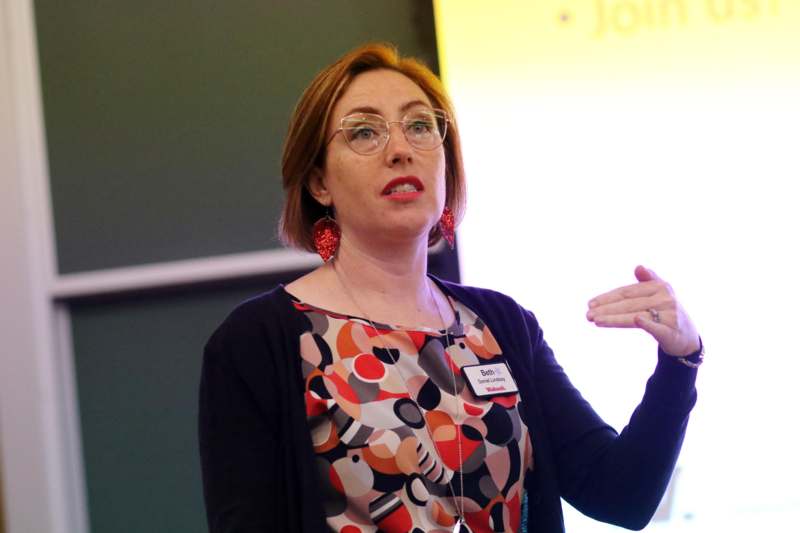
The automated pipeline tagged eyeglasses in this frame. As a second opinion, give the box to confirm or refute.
[327,108,449,155]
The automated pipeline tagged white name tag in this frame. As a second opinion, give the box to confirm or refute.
[461,362,519,398]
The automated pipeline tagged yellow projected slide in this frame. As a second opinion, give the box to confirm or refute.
[433,1,800,530]
[434,0,799,84]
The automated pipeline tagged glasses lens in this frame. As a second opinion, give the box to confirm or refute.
[338,110,448,154]
[403,109,447,150]
[340,114,388,154]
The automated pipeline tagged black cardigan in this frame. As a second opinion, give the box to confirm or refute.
[198,277,697,532]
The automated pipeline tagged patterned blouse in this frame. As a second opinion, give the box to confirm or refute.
[292,294,534,533]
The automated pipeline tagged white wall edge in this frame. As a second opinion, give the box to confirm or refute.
[51,248,322,299]
[0,0,75,531]
[52,305,90,533]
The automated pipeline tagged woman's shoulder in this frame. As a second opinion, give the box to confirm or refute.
[432,276,528,314]
[225,285,292,323]
[433,276,544,335]
[207,285,301,346]
[202,285,308,383]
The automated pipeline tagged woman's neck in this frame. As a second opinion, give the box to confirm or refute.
[327,233,432,312]
[287,231,454,328]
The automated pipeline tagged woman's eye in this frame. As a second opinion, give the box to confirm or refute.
[348,126,377,140]
[407,119,435,135]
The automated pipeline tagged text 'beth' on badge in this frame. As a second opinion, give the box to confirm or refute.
[461,362,519,399]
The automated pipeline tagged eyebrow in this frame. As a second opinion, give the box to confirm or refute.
[342,99,432,117]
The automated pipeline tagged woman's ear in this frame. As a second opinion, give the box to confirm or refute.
[307,168,332,207]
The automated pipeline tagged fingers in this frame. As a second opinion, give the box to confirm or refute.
[588,266,672,309]
[588,280,660,308]
[589,312,639,328]
[586,294,668,321]
[634,264,663,283]
[586,265,676,332]
[589,309,673,328]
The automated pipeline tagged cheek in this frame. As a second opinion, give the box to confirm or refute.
[324,152,352,186]
[324,151,347,180]
[326,153,375,203]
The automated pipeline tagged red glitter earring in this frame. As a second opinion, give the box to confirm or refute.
[312,212,340,262]
[438,206,455,249]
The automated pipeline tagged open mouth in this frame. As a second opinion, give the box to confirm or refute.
[382,176,424,196]
[386,182,419,194]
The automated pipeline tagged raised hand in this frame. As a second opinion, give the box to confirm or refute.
[586,265,700,357]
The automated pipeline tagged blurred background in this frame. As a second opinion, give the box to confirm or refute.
[1,1,798,532]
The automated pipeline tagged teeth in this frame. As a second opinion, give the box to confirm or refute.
[388,183,418,194]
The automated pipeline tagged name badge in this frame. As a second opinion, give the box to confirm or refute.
[461,362,519,398]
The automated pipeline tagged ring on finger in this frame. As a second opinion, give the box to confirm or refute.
[647,308,660,323]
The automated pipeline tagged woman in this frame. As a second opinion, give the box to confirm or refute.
[199,43,702,533]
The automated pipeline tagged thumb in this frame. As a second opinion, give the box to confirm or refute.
[634,264,661,283]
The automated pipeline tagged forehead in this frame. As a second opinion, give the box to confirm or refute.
[332,69,434,120]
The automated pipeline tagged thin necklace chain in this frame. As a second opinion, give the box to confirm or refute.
[332,263,468,529]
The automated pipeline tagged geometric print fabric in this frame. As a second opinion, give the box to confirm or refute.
[293,295,534,532]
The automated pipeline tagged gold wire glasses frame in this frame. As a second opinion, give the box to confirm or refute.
[326,108,450,155]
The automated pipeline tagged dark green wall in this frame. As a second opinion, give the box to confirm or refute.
[69,284,257,532]
[36,0,439,274]
[35,2,447,531]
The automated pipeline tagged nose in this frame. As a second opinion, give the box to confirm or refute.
[384,122,413,166]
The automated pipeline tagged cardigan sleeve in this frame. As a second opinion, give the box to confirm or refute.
[198,312,291,533]
[528,309,698,530]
